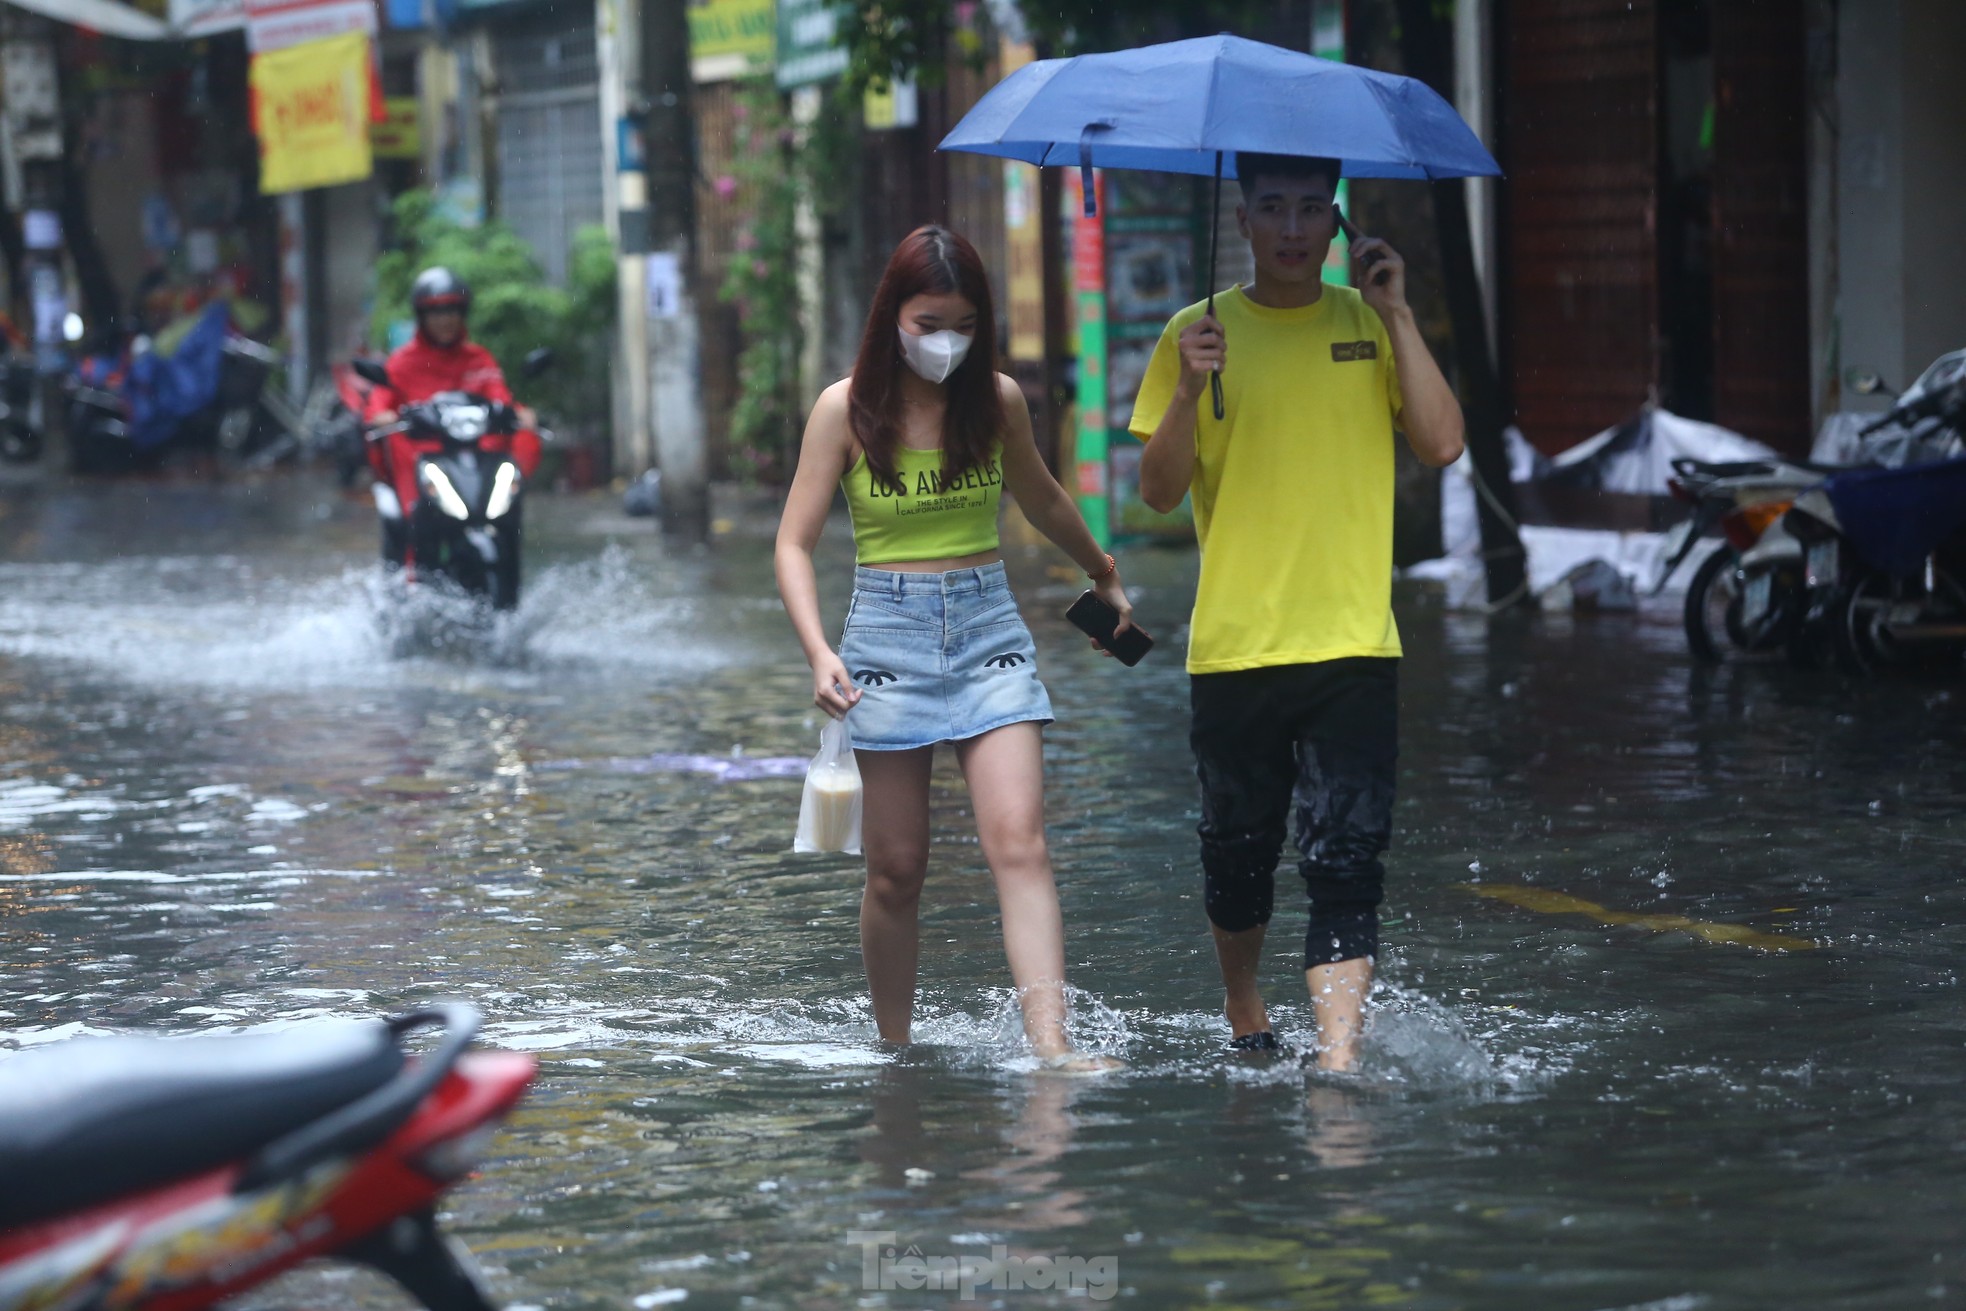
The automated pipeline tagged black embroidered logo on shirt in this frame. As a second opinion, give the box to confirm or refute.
[1330,341,1378,362]
[853,669,898,686]
[983,652,1029,669]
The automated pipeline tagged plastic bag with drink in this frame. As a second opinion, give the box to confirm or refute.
[793,717,863,854]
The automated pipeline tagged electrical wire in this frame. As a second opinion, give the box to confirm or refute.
[1453,458,1531,614]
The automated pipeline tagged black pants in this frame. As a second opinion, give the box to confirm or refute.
[1190,658,1398,967]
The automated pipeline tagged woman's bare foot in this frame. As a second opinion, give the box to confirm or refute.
[1037,1050,1126,1075]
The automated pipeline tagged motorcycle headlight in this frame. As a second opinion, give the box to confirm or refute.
[445,403,489,441]
[419,464,470,520]
[485,463,521,520]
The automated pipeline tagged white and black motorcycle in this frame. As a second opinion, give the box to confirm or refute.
[355,352,549,613]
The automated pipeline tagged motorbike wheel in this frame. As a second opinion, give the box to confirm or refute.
[1685,547,1806,664]
[1785,618,1833,669]
[1683,547,1739,663]
[490,504,522,612]
[1834,568,1966,676]
[69,424,130,476]
[0,420,39,463]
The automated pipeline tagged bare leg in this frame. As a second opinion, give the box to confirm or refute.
[1210,921,1272,1039]
[1305,956,1373,1072]
[856,746,934,1044]
[955,723,1113,1069]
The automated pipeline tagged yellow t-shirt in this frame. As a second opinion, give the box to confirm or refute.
[1128,284,1405,674]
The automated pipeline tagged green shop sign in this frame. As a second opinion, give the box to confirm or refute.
[776,0,850,89]
[690,0,775,82]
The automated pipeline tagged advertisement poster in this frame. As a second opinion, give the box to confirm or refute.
[1103,172,1196,536]
[689,0,776,83]
[371,96,420,159]
[250,30,373,194]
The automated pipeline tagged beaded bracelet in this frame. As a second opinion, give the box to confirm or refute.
[1087,553,1117,582]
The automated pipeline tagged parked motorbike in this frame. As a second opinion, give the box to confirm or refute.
[0,353,42,464]
[1662,455,1829,663]
[308,359,379,487]
[356,350,549,613]
[66,309,288,475]
[0,1004,533,1311]
[1784,349,1966,675]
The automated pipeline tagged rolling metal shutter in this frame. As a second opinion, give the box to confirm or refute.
[491,10,604,286]
[1711,0,1810,455]
[1501,0,1660,453]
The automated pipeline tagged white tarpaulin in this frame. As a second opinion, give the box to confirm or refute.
[4,0,170,39]
[1538,407,1778,495]
[1421,408,1777,609]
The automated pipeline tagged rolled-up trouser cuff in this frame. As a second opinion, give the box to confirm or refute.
[1301,862,1383,967]
[1201,831,1281,933]
[1305,904,1378,967]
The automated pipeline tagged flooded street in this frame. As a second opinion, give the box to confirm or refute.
[4,475,1965,1310]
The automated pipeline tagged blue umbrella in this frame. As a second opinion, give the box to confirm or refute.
[939,33,1500,416]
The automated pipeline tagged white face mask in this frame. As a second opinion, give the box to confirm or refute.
[897,326,972,384]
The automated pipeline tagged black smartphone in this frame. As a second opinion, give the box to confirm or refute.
[1334,204,1390,286]
[1066,591,1154,666]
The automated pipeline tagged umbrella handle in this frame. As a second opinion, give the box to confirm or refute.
[1078,122,1113,216]
[1208,153,1225,421]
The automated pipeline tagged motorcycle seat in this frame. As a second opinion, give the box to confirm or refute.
[0,1020,402,1229]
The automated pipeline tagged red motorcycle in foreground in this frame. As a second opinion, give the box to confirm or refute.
[0,1005,533,1311]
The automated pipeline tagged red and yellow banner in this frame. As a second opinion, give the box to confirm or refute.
[249,29,374,194]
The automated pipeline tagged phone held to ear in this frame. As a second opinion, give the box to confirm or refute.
[1066,591,1155,666]
[1334,205,1390,288]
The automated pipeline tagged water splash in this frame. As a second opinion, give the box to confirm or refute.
[0,545,732,691]
[1354,983,1503,1093]
[935,985,1137,1072]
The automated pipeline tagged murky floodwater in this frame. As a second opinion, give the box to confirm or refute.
[4,475,1965,1310]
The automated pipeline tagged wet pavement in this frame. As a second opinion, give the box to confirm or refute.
[3,474,1965,1310]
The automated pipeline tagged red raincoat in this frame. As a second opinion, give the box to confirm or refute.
[363,332,542,511]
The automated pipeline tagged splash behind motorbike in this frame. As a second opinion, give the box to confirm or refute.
[356,352,547,613]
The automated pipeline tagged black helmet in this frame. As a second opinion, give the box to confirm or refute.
[410,266,471,314]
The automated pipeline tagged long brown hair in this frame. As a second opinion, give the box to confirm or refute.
[847,225,1004,490]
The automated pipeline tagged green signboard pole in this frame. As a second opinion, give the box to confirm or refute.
[1068,170,1109,546]
[1314,0,1351,287]
[1075,291,1110,544]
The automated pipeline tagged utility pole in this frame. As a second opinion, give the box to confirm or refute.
[1393,0,1527,608]
[598,0,652,482]
[642,0,709,540]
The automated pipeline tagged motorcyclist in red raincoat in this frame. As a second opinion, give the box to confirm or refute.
[364,267,542,564]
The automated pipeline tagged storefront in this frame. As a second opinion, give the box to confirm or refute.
[0,6,278,358]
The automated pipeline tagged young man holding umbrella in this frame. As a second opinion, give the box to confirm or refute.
[1130,153,1465,1071]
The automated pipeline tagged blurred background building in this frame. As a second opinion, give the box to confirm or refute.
[1,0,1961,540]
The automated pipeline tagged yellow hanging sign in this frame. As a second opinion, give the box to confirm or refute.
[371,97,421,160]
[250,30,373,195]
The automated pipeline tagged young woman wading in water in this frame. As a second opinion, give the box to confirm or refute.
[776,226,1131,1073]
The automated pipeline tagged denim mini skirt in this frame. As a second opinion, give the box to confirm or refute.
[839,562,1055,751]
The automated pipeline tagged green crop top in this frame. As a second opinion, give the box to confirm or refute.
[843,443,1005,565]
